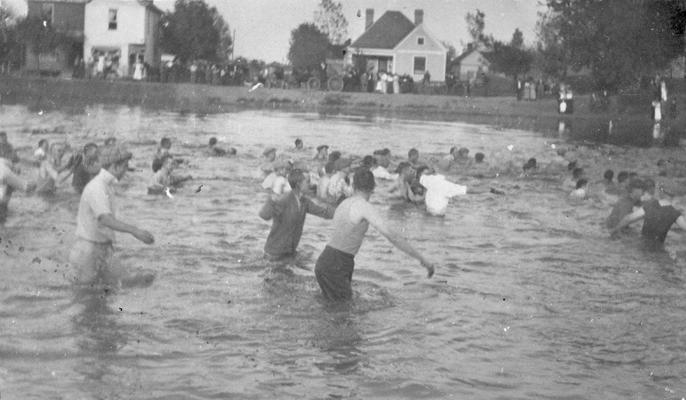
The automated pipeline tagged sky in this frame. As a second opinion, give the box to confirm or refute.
[4,0,546,63]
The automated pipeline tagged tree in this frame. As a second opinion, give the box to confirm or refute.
[465,9,491,47]
[161,0,232,62]
[0,5,20,70]
[287,23,329,70]
[16,16,74,71]
[490,39,533,80]
[510,28,524,49]
[314,0,348,45]
[212,6,233,62]
[539,0,686,90]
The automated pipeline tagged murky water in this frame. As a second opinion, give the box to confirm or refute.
[1,104,686,399]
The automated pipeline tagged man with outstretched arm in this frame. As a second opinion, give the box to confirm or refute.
[69,145,154,285]
[315,169,435,301]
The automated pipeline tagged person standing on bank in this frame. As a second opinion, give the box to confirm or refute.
[315,169,435,301]
[259,169,336,261]
[69,145,154,285]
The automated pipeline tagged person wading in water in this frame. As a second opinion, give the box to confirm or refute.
[315,169,435,301]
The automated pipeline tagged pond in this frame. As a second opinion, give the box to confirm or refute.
[1,105,685,399]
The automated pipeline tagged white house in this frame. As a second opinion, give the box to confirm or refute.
[84,0,162,78]
[349,9,447,83]
[449,48,493,81]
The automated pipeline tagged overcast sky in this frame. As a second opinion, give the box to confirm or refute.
[5,0,545,63]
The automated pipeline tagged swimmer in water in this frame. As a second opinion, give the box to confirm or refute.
[314,169,435,301]
[152,137,172,173]
[148,154,192,195]
[314,144,329,162]
[208,137,236,156]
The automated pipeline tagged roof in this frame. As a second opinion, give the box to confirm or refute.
[351,11,415,49]
[451,49,494,66]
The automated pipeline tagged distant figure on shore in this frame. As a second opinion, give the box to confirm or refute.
[134,56,145,81]
[69,145,154,286]
[259,169,335,262]
[314,169,435,301]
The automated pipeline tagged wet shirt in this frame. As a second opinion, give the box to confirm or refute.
[65,153,98,194]
[641,199,682,243]
[259,192,334,258]
[606,196,635,230]
[420,174,467,216]
[75,169,117,243]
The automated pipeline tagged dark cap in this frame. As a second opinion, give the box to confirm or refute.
[316,144,329,151]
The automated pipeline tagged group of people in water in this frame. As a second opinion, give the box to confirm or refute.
[1,129,686,301]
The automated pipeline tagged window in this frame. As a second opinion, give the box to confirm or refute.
[413,57,426,73]
[417,37,424,45]
[108,9,118,30]
[40,3,54,25]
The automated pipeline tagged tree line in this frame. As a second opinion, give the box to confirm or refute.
[2,0,686,93]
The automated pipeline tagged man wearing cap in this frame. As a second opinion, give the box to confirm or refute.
[259,169,335,261]
[69,145,154,285]
[0,149,36,224]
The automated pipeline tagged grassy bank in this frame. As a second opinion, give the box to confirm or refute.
[1,76,683,145]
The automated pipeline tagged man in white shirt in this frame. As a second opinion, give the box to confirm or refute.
[69,145,154,285]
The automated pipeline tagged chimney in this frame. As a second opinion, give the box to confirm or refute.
[365,9,374,30]
[414,9,423,25]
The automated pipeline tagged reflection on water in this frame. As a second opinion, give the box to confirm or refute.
[1,105,686,399]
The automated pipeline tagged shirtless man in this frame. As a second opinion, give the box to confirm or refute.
[314,169,435,301]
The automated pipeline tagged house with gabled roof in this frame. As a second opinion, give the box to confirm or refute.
[449,47,494,81]
[349,9,447,83]
[84,0,162,78]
